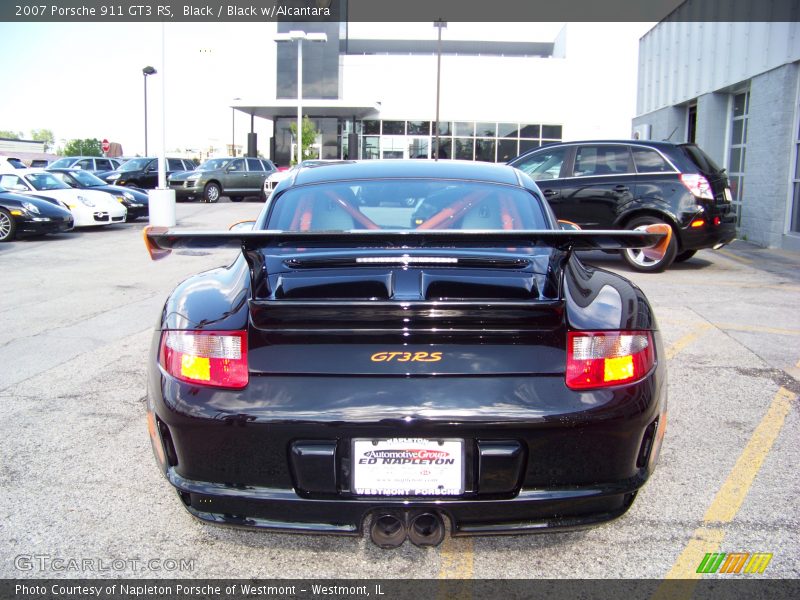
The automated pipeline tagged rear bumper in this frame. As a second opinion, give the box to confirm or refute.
[678,213,736,251]
[167,468,642,535]
[148,361,667,536]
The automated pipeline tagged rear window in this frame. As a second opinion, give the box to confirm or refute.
[680,144,723,174]
[632,147,675,173]
[266,180,547,231]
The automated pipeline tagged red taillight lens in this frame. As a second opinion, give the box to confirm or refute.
[566,331,655,390]
[159,330,248,389]
[680,173,714,200]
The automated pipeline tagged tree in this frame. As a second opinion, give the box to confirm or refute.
[289,117,319,164]
[61,138,103,156]
[0,130,23,140]
[30,129,55,152]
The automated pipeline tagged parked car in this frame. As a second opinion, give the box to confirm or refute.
[48,168,149,221]
[143,160,670,548]
[47,156,122,173]
[103,157,197,190]
[0,169,126,227]
[0,156,27,172]
[508,140,736,272]
[168,157,276,203]
[0,187,74,241]
[264,159,348,195]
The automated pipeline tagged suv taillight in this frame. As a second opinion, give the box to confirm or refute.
[566,331,655,390]
[159,330,248,389]
[680,173,714,200]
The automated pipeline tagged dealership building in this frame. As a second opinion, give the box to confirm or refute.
[632,3,800,250]
[231,21,644,168]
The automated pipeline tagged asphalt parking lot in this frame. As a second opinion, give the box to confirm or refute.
[1,199,798,581]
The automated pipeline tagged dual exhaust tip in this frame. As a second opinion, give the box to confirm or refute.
[369,510,446,549]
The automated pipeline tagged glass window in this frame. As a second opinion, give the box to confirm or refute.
[381,120,405,135]
[497,123,519,138]
[435,121,452,136]
[95,159,112,170]
[475,139,496,162]
[733,92,748,117]
[407,121,431,135]
[227,159,246,172]
[455,138,474,160]
[0,174,25,189]
[408,138,430,159]
[497,139,519,163]
[362,136,379,160]
[513,146,568,181]
[541,125,562,139]
[519,124,540,138]
[266,180,548,231]
[475,123,496,137]
[574,146,633,176]
[454,122,474,137]
[728,89,749,226]
[433,138,452,160]
[167,159,186,171]
[519,139,540,154]
[632,147,674,173]
[362,120,380,135]
[75,159,93,170]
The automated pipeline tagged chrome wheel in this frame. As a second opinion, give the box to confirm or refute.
[204,183,221,203]
[620,216,677,273]
[0,209,15,242]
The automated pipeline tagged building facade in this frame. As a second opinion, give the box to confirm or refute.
[632,4,800,250]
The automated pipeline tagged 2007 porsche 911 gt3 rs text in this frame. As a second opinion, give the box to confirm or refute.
[144,160,669,548]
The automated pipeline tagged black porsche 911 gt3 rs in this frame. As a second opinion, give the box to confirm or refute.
[144,160,669,548]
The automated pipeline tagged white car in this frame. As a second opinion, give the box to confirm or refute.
[0,169,126,227]
[263,160,350,195]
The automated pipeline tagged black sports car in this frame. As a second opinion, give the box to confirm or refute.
[144,160,670,548]
[0,187,74,242]
[47,168,149,221]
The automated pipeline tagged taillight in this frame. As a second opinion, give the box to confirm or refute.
[680,173,714,200]
[566,331,655,390]
[159,330,248,389]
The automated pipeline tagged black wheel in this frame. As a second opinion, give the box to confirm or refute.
[230,196,243,203]
[0,208,16,242]
[620,216,677,273]
[674,249,697,263]
[204,183,221,203]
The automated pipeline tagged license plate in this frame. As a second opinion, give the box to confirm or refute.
[724,187,732,202]
[352,438,464,496]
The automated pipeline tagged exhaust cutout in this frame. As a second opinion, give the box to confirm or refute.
[407,511,445,547]
[369,513,406,549]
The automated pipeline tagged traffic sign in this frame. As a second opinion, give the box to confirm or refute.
[101,139,110,153]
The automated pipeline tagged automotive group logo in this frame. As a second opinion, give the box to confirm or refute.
[696,552,772,574]
[359,448,455,465]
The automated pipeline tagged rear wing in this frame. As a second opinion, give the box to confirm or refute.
[143,225,671,261]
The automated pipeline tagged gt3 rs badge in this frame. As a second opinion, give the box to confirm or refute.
[370,351,443,363]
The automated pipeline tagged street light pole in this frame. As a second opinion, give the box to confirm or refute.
[231,97,241,157]
[274,30,327,165]
[142,66,157,155]
[433,20,446,162]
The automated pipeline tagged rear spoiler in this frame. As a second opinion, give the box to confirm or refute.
[143,225,670,261]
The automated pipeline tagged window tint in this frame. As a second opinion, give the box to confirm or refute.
[76,159,93,170]
[247,158,263,172]
[573,145,632,176]
[95,159,112,170]
[228,159,246,172]
[513,147,568,181]
[0,174,25,189]
[681,144,723,175]
[167,159,186,170]
[632,147,674,173]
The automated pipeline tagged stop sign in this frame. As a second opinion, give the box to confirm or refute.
[101,139,110,153]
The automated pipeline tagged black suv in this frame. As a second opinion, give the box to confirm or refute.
[509,140,736,272]
[102,157,197,190]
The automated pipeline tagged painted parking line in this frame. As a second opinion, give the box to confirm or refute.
[664,324,714,360]
[651,385,796,597]
[438,535,474,579]
[716,249,754,265]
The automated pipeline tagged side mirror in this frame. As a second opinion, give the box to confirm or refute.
[228,220,255,232]
[558,220,581,231]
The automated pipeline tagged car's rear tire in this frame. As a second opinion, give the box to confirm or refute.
[204,183,221,203]
[621,216,677,273]
[0,209,16,242]
[674,249,697,263]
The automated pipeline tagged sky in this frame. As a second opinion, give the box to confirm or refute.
[0,21,654,157]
